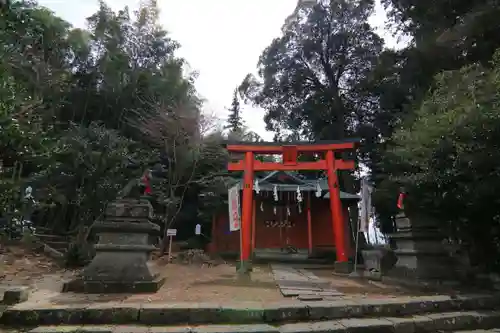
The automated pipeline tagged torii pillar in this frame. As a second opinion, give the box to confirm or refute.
[239,151,254,274]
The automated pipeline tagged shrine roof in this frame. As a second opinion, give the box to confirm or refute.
[231,171,360,201]
[259,170,306,185]
[323,190,360,200]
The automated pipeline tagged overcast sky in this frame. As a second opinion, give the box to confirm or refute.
[38,0,402,140]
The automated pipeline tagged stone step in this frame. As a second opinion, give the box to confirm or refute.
[22,311,500,333]
[44,240,68,250]
[453,326,500,333]
[2,294,500,327]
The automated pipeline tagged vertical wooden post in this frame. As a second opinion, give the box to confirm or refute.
[307,193,313,256]
[211,214,217,253]
[240,151,254,273]
[325,150,349,265]
[252,199,256,255]
[168,235,173,263]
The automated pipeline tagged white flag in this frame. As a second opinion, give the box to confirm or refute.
[359,178,372,233]
[228,185,241,231]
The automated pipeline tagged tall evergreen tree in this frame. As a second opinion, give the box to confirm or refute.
[239,0,384,248]
[225,88,244,134]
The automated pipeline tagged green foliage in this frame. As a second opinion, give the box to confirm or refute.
[30,123,154,230]
[369,0,500,179]
[240,0,500,270]
[379,49,500,269]
[5,0,500,274]
[225,88,244,134]
[240,0,382,248]
[0,0,209,238]
[382,0,500,67]
[240,0,383,141]
[0,177,22,218]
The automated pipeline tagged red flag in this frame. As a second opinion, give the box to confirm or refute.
[142,172,152,195]
[397,192,405,210]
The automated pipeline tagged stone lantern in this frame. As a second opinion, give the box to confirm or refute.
[387,211,457,281]
[63,199,164,293]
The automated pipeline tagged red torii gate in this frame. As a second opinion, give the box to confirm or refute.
[226,140,359,274]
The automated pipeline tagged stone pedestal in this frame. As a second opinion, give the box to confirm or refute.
[361,247,397,280]
[63,199,165,293]
[334,260,353,274]
[387,212,456,280]
[236,260,253,274]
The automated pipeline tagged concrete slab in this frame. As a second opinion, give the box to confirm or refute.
[276,280,321,290]
[278,285,321,291]
[297,295,323,301]
[280,289,316,297]
[271,264,342,298]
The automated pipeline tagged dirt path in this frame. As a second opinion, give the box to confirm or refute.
[1,246,283,304]
[0,246,79,298]
[0,246,449,306]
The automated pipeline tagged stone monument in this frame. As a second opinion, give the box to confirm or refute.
[387,212,457,280]
[63,199,164,293]
[361,246,397,280]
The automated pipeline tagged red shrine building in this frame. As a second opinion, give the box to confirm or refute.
[209,170,359,259]
[207,140,360,272]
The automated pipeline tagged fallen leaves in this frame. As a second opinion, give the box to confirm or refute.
[0,246,63,286]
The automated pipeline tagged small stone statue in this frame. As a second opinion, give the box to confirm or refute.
[120,170,152,199]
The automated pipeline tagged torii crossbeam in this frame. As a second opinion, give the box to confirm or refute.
[226,140,359,274]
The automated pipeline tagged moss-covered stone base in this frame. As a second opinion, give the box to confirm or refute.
[62,276,165,294]
[334,260,353,274]
[235,260,252,275]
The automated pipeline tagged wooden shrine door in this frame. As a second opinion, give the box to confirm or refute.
[254,197,308,250]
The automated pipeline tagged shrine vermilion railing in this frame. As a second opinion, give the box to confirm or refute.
[226,140,359,274]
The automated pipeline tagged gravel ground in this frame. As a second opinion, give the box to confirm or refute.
[1,246,283,305]
[1,245,439,307]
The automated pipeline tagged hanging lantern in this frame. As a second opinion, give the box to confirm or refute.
[298,203,302,214]
[287,206,291,216]
[260,201,264,212]
[273,185,278,201]
[315,181,322,198]
[254,179,260,194]
[296,186,302,203]
[273,206,277,215]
